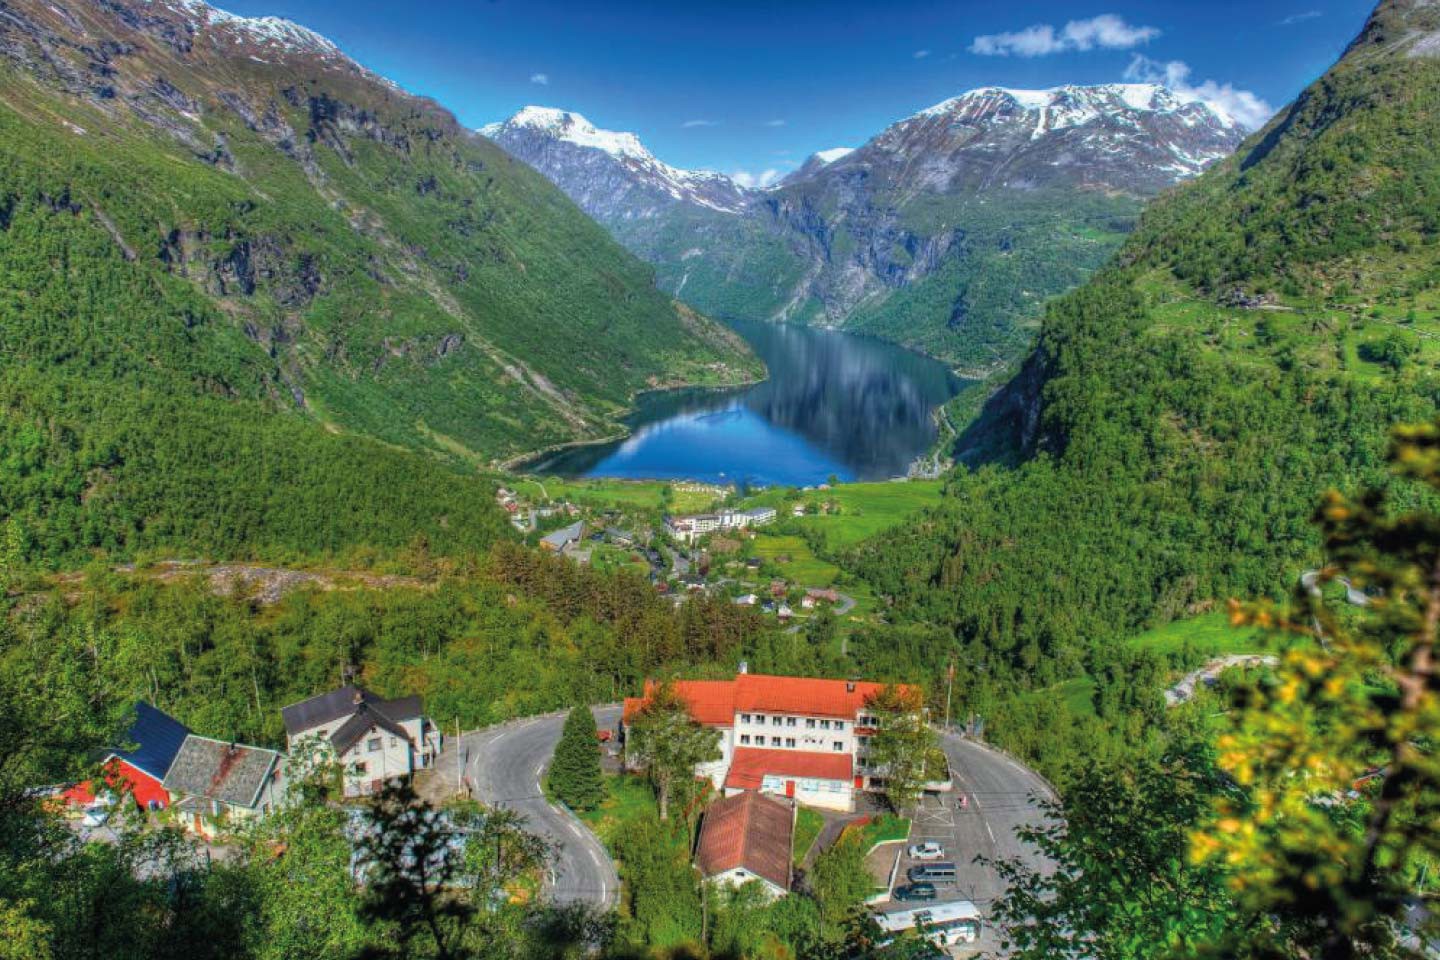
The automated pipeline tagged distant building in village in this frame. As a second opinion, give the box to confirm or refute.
[665,507,776,544]
[540,520,585,552]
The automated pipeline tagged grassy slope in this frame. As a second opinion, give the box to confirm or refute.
[0,0,759,564]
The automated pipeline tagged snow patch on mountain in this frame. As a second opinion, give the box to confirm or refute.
[158,0,342,58]
[481,106,750,214]
[813,147,855,164]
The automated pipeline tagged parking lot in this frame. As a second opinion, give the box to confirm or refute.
[873,731,1059,958]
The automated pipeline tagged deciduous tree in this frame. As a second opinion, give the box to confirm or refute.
[624,681,720,821]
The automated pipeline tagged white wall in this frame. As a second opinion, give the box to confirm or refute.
[339,726,415,796]
[706,868,786,899]
[733,710,856,756]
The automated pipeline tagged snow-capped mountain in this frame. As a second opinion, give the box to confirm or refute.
[481,84,1246,373]
[480,107,751,218]
[848,83,1243,195]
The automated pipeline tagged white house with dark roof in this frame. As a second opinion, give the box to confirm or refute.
[281,686,441,797]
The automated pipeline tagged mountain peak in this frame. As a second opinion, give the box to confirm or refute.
[1342,0,1440,61]
[481,106,750,214]
[482,106,652,161]
[149,0,345,60]
[913,82,1238,132]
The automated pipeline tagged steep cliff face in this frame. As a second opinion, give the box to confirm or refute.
[0,0,758,464]
[483,84,1245,373]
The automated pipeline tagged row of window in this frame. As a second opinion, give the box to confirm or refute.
[739,733,846,752]
[738,713,846,732]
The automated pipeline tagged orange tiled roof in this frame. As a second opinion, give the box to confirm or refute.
[623,679,738,726]
[725,747,853,790]
[695,790,793,890]
[622,673,915,727]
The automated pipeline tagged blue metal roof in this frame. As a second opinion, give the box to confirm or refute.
[113,702,191,781]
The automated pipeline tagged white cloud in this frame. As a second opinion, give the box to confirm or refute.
[913,49,931,59]
[970,14,1159,57]
[1279,10,1322,25]
[529,73,548,85]
[1124,54,1275,130]
[764,119,787,127]
[682,119,720,128]
[731,168,784,189]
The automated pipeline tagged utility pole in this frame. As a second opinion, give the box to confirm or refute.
[944,660,955,731]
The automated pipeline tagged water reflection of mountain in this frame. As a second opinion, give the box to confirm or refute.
[522,320,962,484]
[739,322,947,475]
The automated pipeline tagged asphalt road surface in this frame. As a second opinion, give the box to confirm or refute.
[462,705,622,908]
[877,732,1058,955]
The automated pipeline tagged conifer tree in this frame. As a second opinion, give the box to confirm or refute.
[548,706,606,812]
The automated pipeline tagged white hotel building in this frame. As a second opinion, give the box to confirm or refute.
[621,668,923,812]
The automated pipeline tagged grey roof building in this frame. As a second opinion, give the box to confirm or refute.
[162,735,284,812]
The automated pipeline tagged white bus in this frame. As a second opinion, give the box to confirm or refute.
[875,899,983,946]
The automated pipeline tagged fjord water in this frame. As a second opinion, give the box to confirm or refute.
[525,319,963,486]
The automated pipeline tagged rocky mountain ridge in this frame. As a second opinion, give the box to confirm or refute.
[482,82,1247,371]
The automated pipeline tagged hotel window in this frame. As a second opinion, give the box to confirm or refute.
[367,738,382,753]
[786,717,797,727]
[740,734,751,745]
[833,741,844,751]
[785,737,796,748]
[740,713,750,724]
[805,718,816,729]
[802,779,818,792]
[772,716,782,726]
[820,719,831,730]
[771,736,783,747]
[834,721,844,731]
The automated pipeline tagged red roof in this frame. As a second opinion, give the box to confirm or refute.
[725,747,852,790]
[696,790,793,891]
[622,673,916,727]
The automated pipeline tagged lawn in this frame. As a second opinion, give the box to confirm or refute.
[576,772,661,847]
[1123,611,1266,659]
[855,814,911,851]
[749,534,843,587]
[742,480,944,548]
[504,476,725,515]
[793,806,825,867]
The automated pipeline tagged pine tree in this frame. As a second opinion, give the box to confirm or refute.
[548,706,605,812]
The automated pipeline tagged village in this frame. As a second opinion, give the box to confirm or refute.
[489,475,928,631]
[49,657,1002,955]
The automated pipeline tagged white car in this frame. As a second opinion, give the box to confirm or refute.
[80,803,112,828]
[907,841,945,861]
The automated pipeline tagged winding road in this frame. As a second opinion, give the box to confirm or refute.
[457,705,622,908]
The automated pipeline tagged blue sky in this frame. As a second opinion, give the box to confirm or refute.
[220,0,1374,185]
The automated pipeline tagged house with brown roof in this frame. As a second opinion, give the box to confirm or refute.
[622,667,928,812]
[281,686,441,798]
[695,791,794,898]
[162,735,286,837]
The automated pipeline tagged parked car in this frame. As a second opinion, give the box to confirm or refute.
[907,862,959,884]
[80,803,112,828]
[894,882,938,902]
[908,841,946,861]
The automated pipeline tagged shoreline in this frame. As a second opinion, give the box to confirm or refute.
[497,373,768,474]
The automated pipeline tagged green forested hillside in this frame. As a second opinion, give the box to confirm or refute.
[853,5,1440,696]
[0,0,758,563]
